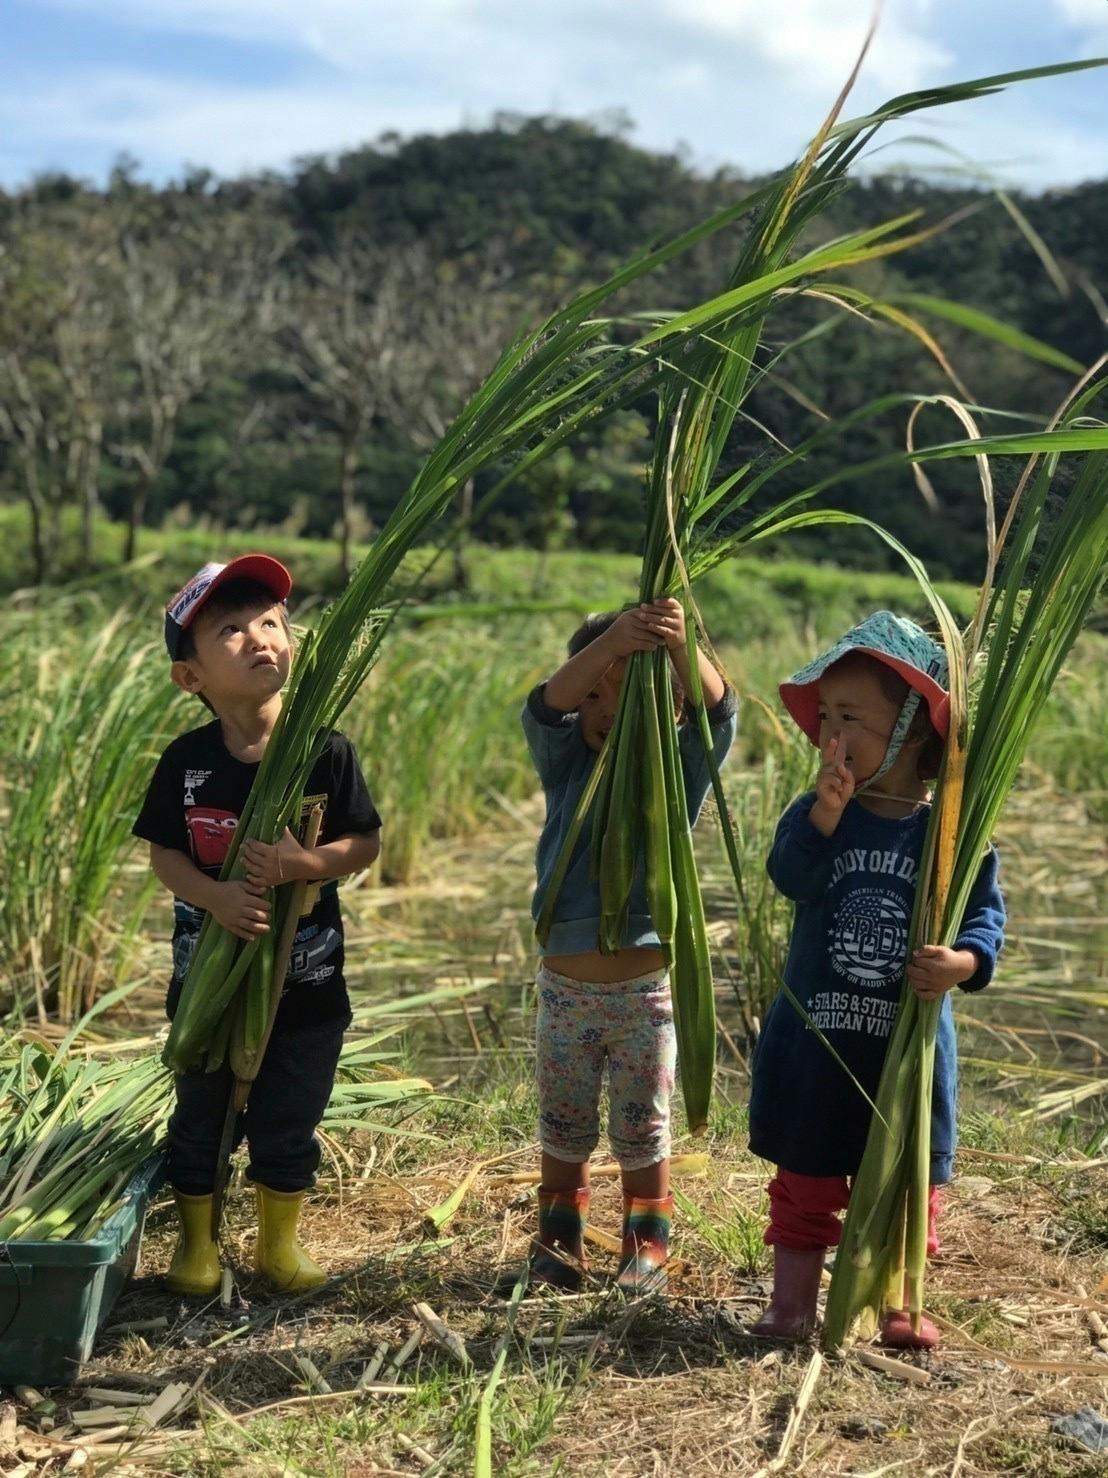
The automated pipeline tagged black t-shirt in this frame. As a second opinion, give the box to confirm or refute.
[133,721,381,1031]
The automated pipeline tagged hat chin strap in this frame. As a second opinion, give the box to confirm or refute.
[854,690,922,795]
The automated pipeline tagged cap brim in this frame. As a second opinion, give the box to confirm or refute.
[780,646,950,747]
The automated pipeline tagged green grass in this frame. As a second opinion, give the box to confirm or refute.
[977,1436,1108,1477]
[1026,633,1108,821]
[926,1290,1017,1347]
[0,603,189,1018]
[0,504,981,625]
[1057,1185,1108,1253]
[343,618,551,883]
[674,1186,770,1274]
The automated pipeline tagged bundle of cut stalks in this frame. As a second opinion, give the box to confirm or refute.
[822,383,1108,1348]
[0,1047,168,1242]
[0,1007,438,1241]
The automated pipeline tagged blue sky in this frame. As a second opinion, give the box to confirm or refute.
[3,0,1106,191]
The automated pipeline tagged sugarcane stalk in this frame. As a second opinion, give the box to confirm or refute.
[658,671,715,1135]
[598,693,643,954]
[640,649,677,949]
[210,803,325,1238]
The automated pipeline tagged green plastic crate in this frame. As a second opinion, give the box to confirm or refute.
[0,1153,165,1387]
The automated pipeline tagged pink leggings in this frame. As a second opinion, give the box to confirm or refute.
[766,1167,942,1254]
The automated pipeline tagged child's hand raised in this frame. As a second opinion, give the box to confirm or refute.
[644,597,686,651]
[604,605,670,657]
[810,734,854,835]
[817,734,854,811]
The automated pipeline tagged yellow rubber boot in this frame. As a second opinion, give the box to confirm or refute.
[253,1184,327,1291]
[165,1191,222,1296]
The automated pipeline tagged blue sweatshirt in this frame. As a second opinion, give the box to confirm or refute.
[522,682,737,956]
[749,792,1006,1184]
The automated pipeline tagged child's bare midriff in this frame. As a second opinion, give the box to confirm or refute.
[543,945,667,982]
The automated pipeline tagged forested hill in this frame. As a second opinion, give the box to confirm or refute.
[2,115,1105,585]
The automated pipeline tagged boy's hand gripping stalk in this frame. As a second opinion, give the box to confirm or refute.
[210,802,326,1240]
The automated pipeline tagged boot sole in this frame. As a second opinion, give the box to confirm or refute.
[165,1276,221,1297]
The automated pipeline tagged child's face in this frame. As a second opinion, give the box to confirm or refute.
[173,599,292,707]
[816,665,902,784]
[579,657,682,751]
[579,660,626,752]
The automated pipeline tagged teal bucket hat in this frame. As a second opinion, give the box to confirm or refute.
[780,611,950,787]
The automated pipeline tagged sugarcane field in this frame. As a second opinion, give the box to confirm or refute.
[2,13,1108,1477]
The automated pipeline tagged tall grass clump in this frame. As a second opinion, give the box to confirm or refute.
[345,615,562,882]
[0,599,186,1022]
[1024,631,1108,820]
[714,728,814,1038]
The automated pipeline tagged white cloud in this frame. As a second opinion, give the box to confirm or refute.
[667,0,950,92]
[906,94,1108,188]
[5,0,1104,189]
[0,71,464,180]
[1054,0,1108,27]
[42,0,950,87]
[1051,0,1108,55]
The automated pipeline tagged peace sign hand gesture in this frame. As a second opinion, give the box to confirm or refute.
[810,733,854,836]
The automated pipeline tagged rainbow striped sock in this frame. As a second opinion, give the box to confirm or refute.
[616,1194,673,1295]
[530,1186,589,1291]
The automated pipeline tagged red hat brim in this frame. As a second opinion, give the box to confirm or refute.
[780,647,950,747]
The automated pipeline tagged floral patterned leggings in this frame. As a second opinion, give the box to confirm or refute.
[535,964,676,1172]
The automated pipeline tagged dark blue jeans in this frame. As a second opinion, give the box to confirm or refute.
[167,1013,349,1195]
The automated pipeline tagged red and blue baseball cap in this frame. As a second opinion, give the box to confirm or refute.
[165,555,292,659]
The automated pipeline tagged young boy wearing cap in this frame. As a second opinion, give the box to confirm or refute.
[748,612,1006,1348]
[133,556,382,1296]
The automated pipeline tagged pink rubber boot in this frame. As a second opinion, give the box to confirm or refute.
[751,1247,825,1341]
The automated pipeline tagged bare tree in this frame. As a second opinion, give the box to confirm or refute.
[384,254,520,588]
[110,209,288,562]
[278,233,414,580]
[57,269,117,565]
[211,397,274,532]
[0,220,120,580]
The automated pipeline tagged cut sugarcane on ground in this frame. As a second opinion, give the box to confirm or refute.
[0,1009,438,1247]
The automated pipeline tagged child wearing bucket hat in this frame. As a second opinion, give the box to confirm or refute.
[748,612,1006,1349]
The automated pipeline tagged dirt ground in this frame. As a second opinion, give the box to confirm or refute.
[4,1113,1107,1477]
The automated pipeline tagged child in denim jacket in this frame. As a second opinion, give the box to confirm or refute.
[521,598,736,1292]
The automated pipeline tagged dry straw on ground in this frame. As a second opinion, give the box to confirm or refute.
[5,1129,1100,1477]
